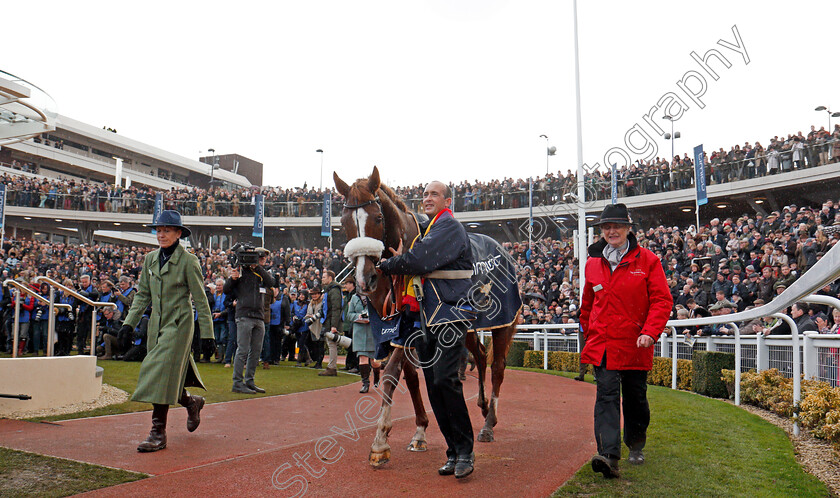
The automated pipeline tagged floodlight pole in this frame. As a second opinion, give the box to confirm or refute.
[573,0,587,293]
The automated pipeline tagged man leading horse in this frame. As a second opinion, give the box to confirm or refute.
[378,180,476,479]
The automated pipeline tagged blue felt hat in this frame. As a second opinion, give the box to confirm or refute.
[149,210,191,238]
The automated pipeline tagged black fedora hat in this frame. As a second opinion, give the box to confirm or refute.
[149,210,191,238]
[592,203,634,226]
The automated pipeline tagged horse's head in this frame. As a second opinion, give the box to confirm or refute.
[334,166,387,294]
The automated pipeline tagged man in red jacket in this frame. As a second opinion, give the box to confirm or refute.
[579,203,672,478]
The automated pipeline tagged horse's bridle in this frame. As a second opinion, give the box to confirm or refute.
[343,196,381,211]
[342,194,400,318]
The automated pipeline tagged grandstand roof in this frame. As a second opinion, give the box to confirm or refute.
[56,114,251,188]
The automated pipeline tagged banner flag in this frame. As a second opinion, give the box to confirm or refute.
[693,144,708,206]
[252,194,265,238]
[321,192,331,237]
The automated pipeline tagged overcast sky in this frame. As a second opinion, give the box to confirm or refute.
[5,0,839,191]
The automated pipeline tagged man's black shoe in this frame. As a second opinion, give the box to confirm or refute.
[245,383,266,394]
[232,385,256,394]
[454,453,474,479]
[628,450,645,465]
[438,456,456,476]
[591,455,620,478]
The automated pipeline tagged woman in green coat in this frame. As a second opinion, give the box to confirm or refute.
[121,211,214,452]
[346,293,380,393]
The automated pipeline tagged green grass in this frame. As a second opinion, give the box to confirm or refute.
[511,367,829,497]
[0,446,145,497]
[27,358,357,422]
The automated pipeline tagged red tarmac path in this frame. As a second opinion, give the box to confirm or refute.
[0,369,595,497]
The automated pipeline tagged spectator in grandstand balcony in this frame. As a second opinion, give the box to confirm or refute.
[580,204,672,478]
[120,210,212,453]
[711,271,733,300]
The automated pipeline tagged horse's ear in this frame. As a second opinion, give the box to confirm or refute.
[334,172,351,197]
[368,166,381,193]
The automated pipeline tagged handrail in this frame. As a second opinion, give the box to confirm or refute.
[33,276,116,309]
[3,279,71,358]
[34,276,117,357]
[3,280,71,310]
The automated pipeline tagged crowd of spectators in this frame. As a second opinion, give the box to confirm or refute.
[1,125,838,219]
[2,192,840,359]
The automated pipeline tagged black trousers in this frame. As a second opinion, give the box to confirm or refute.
[75,315,92,353]
[417,321,474,459]
[311,339,325,366]
[593,353,650,459]
[280,332,296,361]
[269,324,283,362]
[344,328,358,369]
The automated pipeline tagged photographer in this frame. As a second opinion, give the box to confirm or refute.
[279,289,297,362]
[318,270,342,376]
[99,307,124,360]
[55,279,77,356]
[121,306,150,362]
[305,286,326,369]
[75,274,101,355]
[291,289,312,367]
[223,244,275,395]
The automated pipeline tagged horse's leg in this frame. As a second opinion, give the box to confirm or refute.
[401,353,430,452]
[369,348,405,468]
[465,331,488,417]
[477,326,516,443]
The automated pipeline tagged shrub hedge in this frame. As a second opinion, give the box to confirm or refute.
[722,368,840,449]
[692,351,735,398]
[505,341,530,367]
[523,350,689,388]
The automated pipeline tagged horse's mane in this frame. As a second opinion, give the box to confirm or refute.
[376,184,408,214]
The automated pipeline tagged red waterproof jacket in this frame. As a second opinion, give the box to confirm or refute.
[580,233,673,370]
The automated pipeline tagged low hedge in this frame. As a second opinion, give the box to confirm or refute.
[692,351,735,398]
[648,357,693,390]
[505,341,530,367]
[722,368,840,449]
[523,350,687,387]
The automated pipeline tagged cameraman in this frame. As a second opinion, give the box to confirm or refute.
[223,247,275,395]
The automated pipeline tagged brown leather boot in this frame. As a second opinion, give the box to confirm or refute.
[318,367,338,376]
[178,389,205,433]
[137,404,169,452]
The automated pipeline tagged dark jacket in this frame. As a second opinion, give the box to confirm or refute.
[379,209,474,326]
[224,265,274,321]
[323,280,342,331]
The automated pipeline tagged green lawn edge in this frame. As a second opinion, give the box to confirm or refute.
[0,446,146,497]
[510,367,829,497]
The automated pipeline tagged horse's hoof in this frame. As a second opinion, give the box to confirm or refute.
[369,449,391,468]
[406,440,427,452]
[477,429,494,443]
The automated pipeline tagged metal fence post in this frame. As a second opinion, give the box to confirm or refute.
[11,289,20,358]
[803,332,818,380]
[774,313,800,436]
[543,329,549,370]
[46,286,56,357]
[756,332,768,372]
[533,330,539,363]
[670,327,678,390]
[731,322,741,405]
[90,310,98,356]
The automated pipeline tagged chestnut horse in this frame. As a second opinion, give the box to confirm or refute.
[334,166,521,468]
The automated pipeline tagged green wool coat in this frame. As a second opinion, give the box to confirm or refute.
[123,243,214,405]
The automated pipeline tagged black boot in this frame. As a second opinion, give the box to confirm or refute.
[178,389,205,432]
[372,364,381,388]
[138,404,169,452]
[359,364,371,393]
